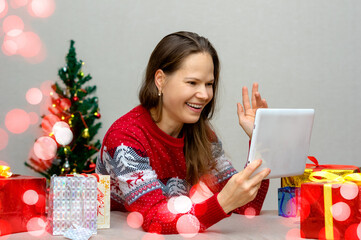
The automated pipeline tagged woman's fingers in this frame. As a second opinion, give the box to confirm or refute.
[242,86,251,111]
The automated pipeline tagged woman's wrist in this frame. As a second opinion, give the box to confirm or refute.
[217,191,233,214]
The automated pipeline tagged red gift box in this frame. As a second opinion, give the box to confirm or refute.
[0,175,46,236]
[300,172,361,240]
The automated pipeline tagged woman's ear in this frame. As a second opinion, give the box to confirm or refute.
[154,69,165,93]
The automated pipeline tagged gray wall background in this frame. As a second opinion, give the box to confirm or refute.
[1,0,361,211]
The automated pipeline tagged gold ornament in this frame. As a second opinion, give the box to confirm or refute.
[71,168,77,174]
[82,128,90,138]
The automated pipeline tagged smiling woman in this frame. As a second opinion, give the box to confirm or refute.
[96,31,270,235]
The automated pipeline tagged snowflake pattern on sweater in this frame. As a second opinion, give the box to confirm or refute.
[96,105,269,234]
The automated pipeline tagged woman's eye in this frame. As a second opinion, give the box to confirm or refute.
[188,81,196,85]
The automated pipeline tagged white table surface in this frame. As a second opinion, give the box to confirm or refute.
[0,210,306,240]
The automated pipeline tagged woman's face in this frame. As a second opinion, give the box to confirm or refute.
[160,52,214,129]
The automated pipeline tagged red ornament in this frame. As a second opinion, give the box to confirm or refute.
[73,96,79,102]
[94,112,101,119]
[59,98,71,110]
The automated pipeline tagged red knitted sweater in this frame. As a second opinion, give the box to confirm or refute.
[96,105,269,234]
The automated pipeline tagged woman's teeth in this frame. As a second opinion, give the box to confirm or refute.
[186,103,202,109]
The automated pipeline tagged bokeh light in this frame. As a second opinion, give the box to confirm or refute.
[0,160,9,166]
[189,181,213,204]
[174,196,192,214]
[0,0,8,19]
[10,0,29,9]
[285,228,302,240]
[331,202,351,222]
[17,31,42,58]
[141,233,165,240]
[26,87,43,105]
[176,214,200,238]
[26,217,46,236]
[28,112,39,125]
[54,127,73,145]
[40,80,54,96]
[300,197,310,221]
[156,203,176,223]
[33,136,57,160]
[41,114,60,134]
[167,197,177,214]
[23,189,39,205]
[52,121,70,134]
[344,223,361,240]
[2,39,17,55]
[28,0,55,18]
[318,227,341,240]
[340,183,359,200]
[0,128,9,151]
[244,207,256,219]
[5,108,30,134]
[126,212,143,229]
[3,15,24,36]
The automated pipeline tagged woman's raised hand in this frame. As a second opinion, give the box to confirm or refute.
[237,82,268,138]
[217,159,270,214]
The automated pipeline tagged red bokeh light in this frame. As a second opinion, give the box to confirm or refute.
[28,0,55,18]
[318,227,341,240]
[0,160,9,166]
[41,114,60,134]
[5,108,30,134]
[0,0,8,19]
[23,189,39,205]
[40,80,54,97]
[244,207,256,219]
[26,87,43,105]
[26,217,46,236]
[189,181,213,204]
[17,31,42,58]
[176,214,200,238]
[0,128,9,151]
[156,203,176,223]
[126,211,144,229]
[285,228,302,240]
[331,202,351,222]
[10,0,29,9]
[340,183,359,200]
[141,233,165,240]
[28,112,39,125]
[33,136,57,160]
[344,223,361,240]
[174,196,192,214]
[2,15,24,36]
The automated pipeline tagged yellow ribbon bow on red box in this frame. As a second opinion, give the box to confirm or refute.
[308,171,361,240]
[0,165,12,178]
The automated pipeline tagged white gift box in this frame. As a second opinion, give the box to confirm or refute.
[48,175,98,235]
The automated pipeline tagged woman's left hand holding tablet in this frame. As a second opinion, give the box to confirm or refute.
[237,82,268,138]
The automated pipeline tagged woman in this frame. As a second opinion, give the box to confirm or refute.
[96,31,270,234]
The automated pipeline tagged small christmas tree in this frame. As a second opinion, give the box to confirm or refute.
[25,40,102,178]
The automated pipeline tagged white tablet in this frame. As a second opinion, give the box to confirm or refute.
[247,108,315,179]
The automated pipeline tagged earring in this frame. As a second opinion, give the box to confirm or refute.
[158,91,162,97]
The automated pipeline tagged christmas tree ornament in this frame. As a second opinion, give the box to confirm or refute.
[63,66,67,72]
[94,112,101,119]
[55,127,73,146]
[82,128,90,138]
[63,159,70,172]
[73,95,79,102]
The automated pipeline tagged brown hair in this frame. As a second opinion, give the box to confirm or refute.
[139,31,220,185]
